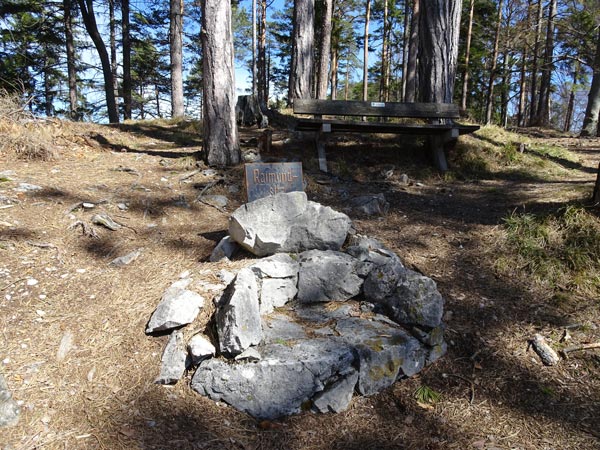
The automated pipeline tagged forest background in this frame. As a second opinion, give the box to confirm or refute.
[1,0,600,136]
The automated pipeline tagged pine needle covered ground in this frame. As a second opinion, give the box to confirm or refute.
[1,98,599,449]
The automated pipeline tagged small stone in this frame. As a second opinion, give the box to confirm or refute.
[14,183,42,192]
[398,174,410,185]
[117,203,129,211]
[234,347,261,362]
[0,374,20,427]
[109,249,143,267]
[155,331,187,385]
[202,195,229,209]
[187,335,216,365]
[91,213,122,231]
[82,202,95,209]
[146,281,205,334]
[209,236,239,262]
[26,278,38,286]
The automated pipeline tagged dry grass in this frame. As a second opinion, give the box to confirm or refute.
[1,114,600,449]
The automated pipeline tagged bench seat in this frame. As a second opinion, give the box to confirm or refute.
[292,99,479,172]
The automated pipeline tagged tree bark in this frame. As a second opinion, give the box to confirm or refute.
[109,0,119,115]
[362,0,371,101]
[405,0,420,102]
[379,0,390,101]
[316,0,333,99]
[580,28,600,137]
[252,0,257,97]
[76,0,119,123]
[564,63,578,132]
[418,0,462,103]
[534,0,556,127]
[64,0,78,119]
[257,0,268,107]
[460,0,474,112]
[170,0,185,118]
[122,0,132,120]
[485,0,503,125]
[401,0,410,101]
[201,0,240,166]
[529,0,543,126]
[289,0,315,104]
[330,45,338,100]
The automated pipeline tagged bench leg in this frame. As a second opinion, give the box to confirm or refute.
[429,135,448,172]
[315,131,327,173]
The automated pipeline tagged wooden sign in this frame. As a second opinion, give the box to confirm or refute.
[244,162,303,202]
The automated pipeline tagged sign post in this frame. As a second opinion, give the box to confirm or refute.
[244,162,304,202]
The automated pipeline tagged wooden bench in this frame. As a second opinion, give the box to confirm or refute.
[293,99,479,172]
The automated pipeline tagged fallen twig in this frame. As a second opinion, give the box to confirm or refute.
[442,373,475,404]
[561,342,600,358]
[25,240,63,263]
[68,220,99,238]
[179,169,201,183]
[0,278,26,292]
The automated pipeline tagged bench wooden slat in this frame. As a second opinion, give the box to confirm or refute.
[293,99,460,119]
[296,118,478,135]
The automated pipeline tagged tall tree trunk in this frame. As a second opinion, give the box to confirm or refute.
[43,51,52,117]
[64,0,78,119]
[418,0,462,103]
[201,0,240,166]
[460,0,474,111]
[379,0,390,101]
[485,0,503,125]
[529,0,543,126]
[289,0,315,104]
[362,0,371,101]
[170,0,185,117]
[344,50,351,100]
[580,29,600,137]
[316,0,333,99]
[401,0,410,101]
[252,0,257,97]
[405,0,420,102]
[534,0,556,127]
[500,52,509,127]
[330,46,338,100]
[517,3,530,128]
[77,0,119,123]
[109,0,119,116]
[564,62,578,132]
[257,0,268,107]
[122,0,132,120]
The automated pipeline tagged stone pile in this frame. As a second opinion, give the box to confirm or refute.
[146,191,446,420]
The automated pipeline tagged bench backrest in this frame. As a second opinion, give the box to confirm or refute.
[293,99,460,119]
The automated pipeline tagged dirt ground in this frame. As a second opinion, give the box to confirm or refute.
[0,120,599,450]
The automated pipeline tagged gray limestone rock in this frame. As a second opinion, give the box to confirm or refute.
[250,254,299,314]
[234,347,262,362]
[297,250,363,303]
[209,236,239,262]
[187,334,216,365]
[155,331,188,385]
[229,192,351,257]
[109,248,143,267]
[363,258,406,301]
[333,316,426,395]
[0,374,19,427]
[385,269,444,329]
[259,278,298,315]
[191,338,355,419]
[216,268,262,355]
[202,195,229,209]
[146,280,205,334]
[426,341,448,365]
[312,369,358,413]
[350,194,389,216]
